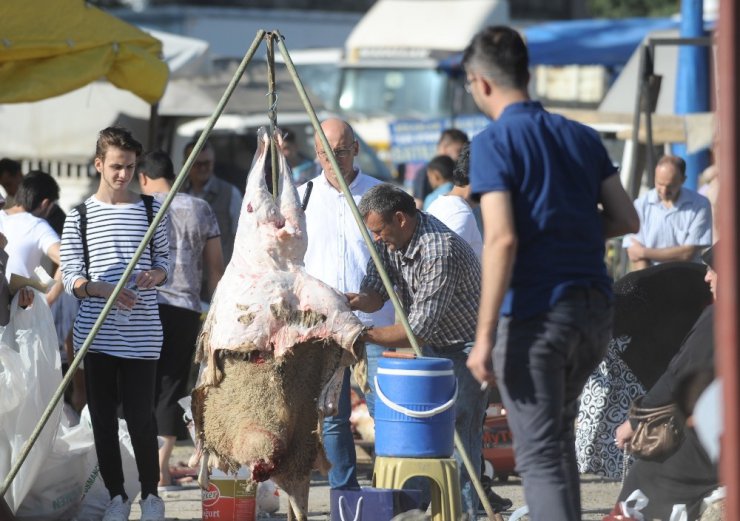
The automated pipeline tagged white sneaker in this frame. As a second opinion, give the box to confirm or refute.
[139,494,165,521]
[102,495,132,521]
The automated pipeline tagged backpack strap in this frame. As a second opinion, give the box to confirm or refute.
[140,194,155,266]
[76,196,156,277]
[74,201,89,278]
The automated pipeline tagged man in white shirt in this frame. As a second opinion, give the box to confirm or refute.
[0,170,63,305]
[427,143,483,260]
[297,118,395,490]
[623,155,712,270]
[182,140,241,300]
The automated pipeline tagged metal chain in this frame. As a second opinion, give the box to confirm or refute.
[621,444,631,487]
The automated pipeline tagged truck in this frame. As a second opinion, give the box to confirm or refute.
[335,0,510,181]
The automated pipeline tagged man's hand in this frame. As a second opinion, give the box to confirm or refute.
[135,267,166,289]
[615,419,634,449]
[345,292,363,310]
[467,339,496,386]
[627,239,645,262]
[345,291,383,313]
[18,287,35,309]
[88,281,138,310]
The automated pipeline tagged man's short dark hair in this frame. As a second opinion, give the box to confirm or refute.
[358,184,417,220]
[462,25,530,91]
[453,143,471,187]
[438,129,469,146]
[657,155,687,177]
[14,170,60,212]
[136,150,176,182]
[427,155,455,182]
[0,158,21,177]
[184,138,213,157]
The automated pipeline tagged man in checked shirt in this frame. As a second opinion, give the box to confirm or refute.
[347,183,486,519]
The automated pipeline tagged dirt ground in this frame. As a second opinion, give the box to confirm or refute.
[134,441,622,521]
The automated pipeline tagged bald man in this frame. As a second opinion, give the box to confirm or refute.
[297,119,396,490]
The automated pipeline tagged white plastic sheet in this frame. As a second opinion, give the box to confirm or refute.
[0,291,63,512]
[16,416,94,521]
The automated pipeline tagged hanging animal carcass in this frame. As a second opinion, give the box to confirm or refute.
[192,129,366,521]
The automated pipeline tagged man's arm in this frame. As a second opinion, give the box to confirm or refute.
[0,242,10,326]
[362,323,419,349]
[600,175,640,239]
[467,191,518,385]
[229,187,242,237]
[629,242,702,264]
[347,289,420,347]
[203,236,225,297]
[46,267,64,306]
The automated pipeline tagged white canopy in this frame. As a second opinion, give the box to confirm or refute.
[345,0,509,57]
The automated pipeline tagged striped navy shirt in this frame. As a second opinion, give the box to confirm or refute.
[61,196,170,359]
[361,212,481,350]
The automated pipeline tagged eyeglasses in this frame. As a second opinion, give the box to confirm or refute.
[317,145,355,159]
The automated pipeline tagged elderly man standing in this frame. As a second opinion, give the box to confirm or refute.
[182,140,241,299]
[462,26,639,521]
[347,184,486,518]
[623,155,712,270]
[297,119,395,491]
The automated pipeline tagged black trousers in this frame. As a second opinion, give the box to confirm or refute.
[154,304,201,437]
[85,352,159,499]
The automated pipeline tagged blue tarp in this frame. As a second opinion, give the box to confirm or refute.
[438,17,681,74]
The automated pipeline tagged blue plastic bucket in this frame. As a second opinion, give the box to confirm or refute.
[374,357,456,458]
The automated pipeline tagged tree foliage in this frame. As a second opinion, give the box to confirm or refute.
[587,0,679,18]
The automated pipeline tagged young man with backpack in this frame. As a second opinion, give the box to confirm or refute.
[60,127,170,521]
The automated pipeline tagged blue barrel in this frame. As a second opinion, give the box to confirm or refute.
[374,357,456,458]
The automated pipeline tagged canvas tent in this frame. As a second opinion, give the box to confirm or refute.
[0,28,211,162]
[0,0,168,104]
[437,17,682,74]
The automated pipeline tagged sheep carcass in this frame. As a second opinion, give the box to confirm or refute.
[192,129,365,521]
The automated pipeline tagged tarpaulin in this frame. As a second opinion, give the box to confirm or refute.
[0,0,168,104]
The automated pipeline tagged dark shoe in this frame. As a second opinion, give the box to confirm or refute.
[482,488,513,513]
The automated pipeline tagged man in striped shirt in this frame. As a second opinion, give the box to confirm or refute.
[61,127,169,521]
[347,183,486,519]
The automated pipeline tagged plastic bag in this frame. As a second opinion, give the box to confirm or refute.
[0,291,63,512]
[73,409,143,521]
[15,415,94,521]
[603,490,649,521]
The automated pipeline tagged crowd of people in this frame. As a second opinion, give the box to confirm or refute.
[0,23,725,521]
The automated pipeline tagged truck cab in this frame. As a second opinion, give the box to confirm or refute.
[336,0,510,169]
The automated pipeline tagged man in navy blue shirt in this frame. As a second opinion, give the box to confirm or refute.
[462,26,639,521]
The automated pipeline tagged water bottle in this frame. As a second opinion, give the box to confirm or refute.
[115,274,139,325]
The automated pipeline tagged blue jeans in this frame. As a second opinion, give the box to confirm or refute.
[322,342,386,489]
[323,368,360,489]
[421,343,489,518]
[493,287,613,521]
[363,342,388,418]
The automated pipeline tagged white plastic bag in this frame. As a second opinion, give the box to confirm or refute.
[619,489,649,521]
[15,417,94,521]
[0,291,63,512]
